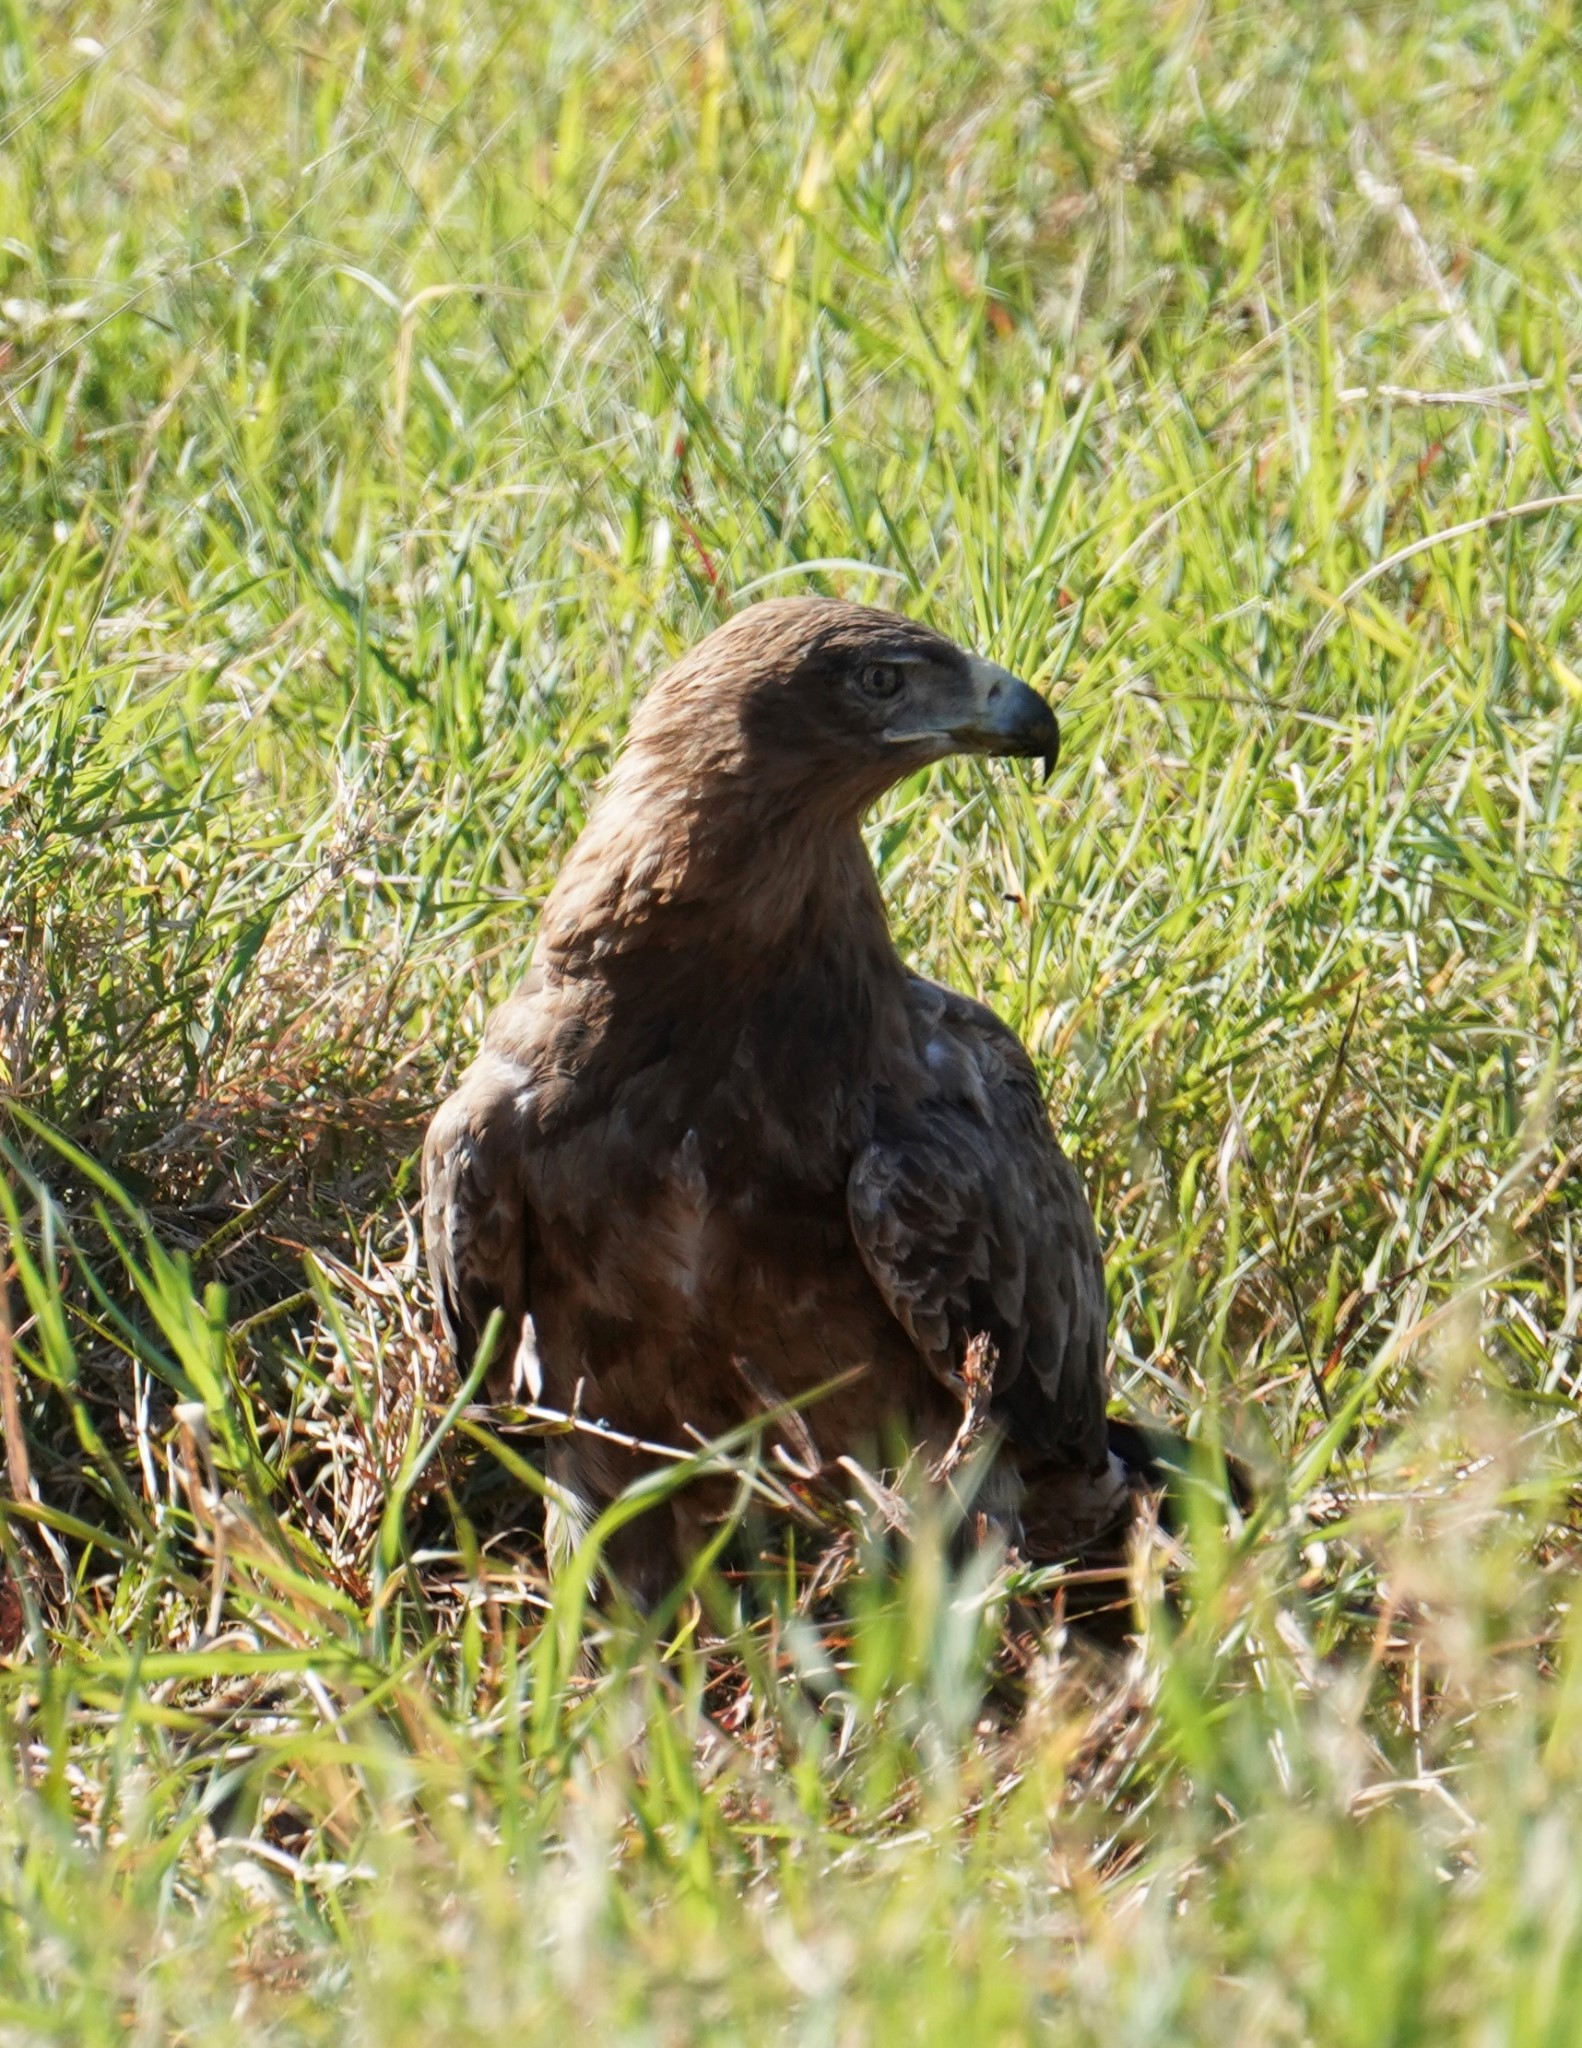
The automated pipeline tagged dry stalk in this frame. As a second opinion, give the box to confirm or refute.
[0,1269,30,1505]
[931,1333,999,1483]
[174,1401,228,1641]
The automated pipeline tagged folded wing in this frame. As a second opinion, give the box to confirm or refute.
[421,1048,538,1394]
[847,978,1108,1471]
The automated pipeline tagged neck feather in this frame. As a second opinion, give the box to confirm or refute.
[536,744,898,982]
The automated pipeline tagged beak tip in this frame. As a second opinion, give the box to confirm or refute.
[960,660,1061,778]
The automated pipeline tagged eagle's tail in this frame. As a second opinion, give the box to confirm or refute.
[1105,1416,1253,1528]
[1013,1419,1249,1566]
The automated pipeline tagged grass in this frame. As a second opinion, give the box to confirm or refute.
[2,0,1581,2036]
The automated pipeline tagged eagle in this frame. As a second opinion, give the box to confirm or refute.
[423,597,1138,1598]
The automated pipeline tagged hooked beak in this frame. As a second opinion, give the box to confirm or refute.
[952,655,1060,781]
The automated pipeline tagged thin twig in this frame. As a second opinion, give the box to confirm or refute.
[1332,376,1579,411]
[931,1334,998,1483]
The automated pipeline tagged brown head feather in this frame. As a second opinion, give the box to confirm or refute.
[537,597,1052,974]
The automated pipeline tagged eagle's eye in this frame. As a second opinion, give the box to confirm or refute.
[856,660,905,703]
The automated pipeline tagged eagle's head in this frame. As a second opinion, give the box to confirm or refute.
[625,597,1060,818]
[541,598,1065,970]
